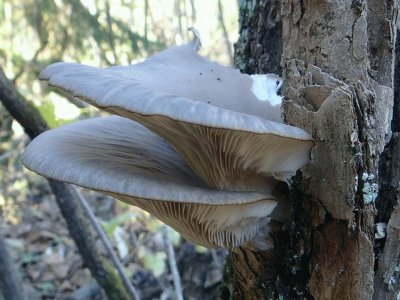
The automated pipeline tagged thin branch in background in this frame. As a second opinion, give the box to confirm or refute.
[0,149,19,163]
[175,0,184,41]
[189,0,196,23]
[104,0,119,64]
[144,0,149,50]
[217,0,234,65]
[147,2,167,47]
[12,42,47,85]
[182,0,189,38]
[0,68,48,139]
[211,249,223,269]
[164,226,183,300]
[65,0,113,66]
[48,181,133,299]
[12,0,49,85]
[71,186,141,300]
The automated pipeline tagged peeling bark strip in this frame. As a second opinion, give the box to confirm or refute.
[223,0,399,299]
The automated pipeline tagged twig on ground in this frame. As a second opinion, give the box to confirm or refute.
[163,226,183,300]
[211,249,223,268]
[71,186,140,300]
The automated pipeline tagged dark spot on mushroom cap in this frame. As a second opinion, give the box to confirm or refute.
[199,72,202,75]
[217,78,221,81]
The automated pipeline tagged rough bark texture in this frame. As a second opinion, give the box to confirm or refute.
[282,1,397,299]
[374,27,400,300]
[235,0,282,75]
[222,1,399,299]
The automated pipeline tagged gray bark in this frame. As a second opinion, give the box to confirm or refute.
[235,0,282,74]
[221,1,399,299]
[283,1,397,298]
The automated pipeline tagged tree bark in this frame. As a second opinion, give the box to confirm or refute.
[221,1,399,299]
[234,0,282,75]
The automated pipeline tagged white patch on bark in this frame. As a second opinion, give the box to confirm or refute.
[250,74,282,105]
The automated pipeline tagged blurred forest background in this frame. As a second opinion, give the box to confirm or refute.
[0,1,238,299]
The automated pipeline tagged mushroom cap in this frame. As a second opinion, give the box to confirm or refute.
[22,116,277,248]
[39,41,313,189]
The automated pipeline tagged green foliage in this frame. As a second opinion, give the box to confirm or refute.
[36,101,58,128]
[101,211,137,238]
[0,0,167,125]
[36,281,56,292]
[20,252,41,264]
[0,0,238,127]
[194,245,208,253]
[101,259,131,300]
[138,246,166,277]
[0,2,239,297]
[169,228,181,245]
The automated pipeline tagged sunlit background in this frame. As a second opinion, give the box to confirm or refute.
[0,0,238,298]
[1,0,238,126]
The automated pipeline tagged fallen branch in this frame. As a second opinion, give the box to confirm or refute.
[164,226,183,300]
[72,186,140,300]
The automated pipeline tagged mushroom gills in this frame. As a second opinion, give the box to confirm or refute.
[113,110,312,190]
[39,40,313,191]
[112,193,277,248]
[31,39,314,249]
[22,116,278,248]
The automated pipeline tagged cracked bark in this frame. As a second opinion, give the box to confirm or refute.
[220,1,399,299]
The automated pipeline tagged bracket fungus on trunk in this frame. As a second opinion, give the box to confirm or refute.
[23,36,313,249]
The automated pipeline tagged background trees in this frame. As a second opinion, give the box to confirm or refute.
[2,0,399,299]
[0,1,237,299]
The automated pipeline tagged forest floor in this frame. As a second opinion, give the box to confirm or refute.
[0,154,227,300]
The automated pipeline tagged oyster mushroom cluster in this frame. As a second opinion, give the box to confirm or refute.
[22,37,313,249]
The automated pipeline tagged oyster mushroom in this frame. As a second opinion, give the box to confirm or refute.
[23,37,313,248]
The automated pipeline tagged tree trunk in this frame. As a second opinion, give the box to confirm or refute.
[221,1,399,299]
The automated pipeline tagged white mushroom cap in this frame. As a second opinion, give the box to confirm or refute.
[39,40,313,190]
[22,116,277,248]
